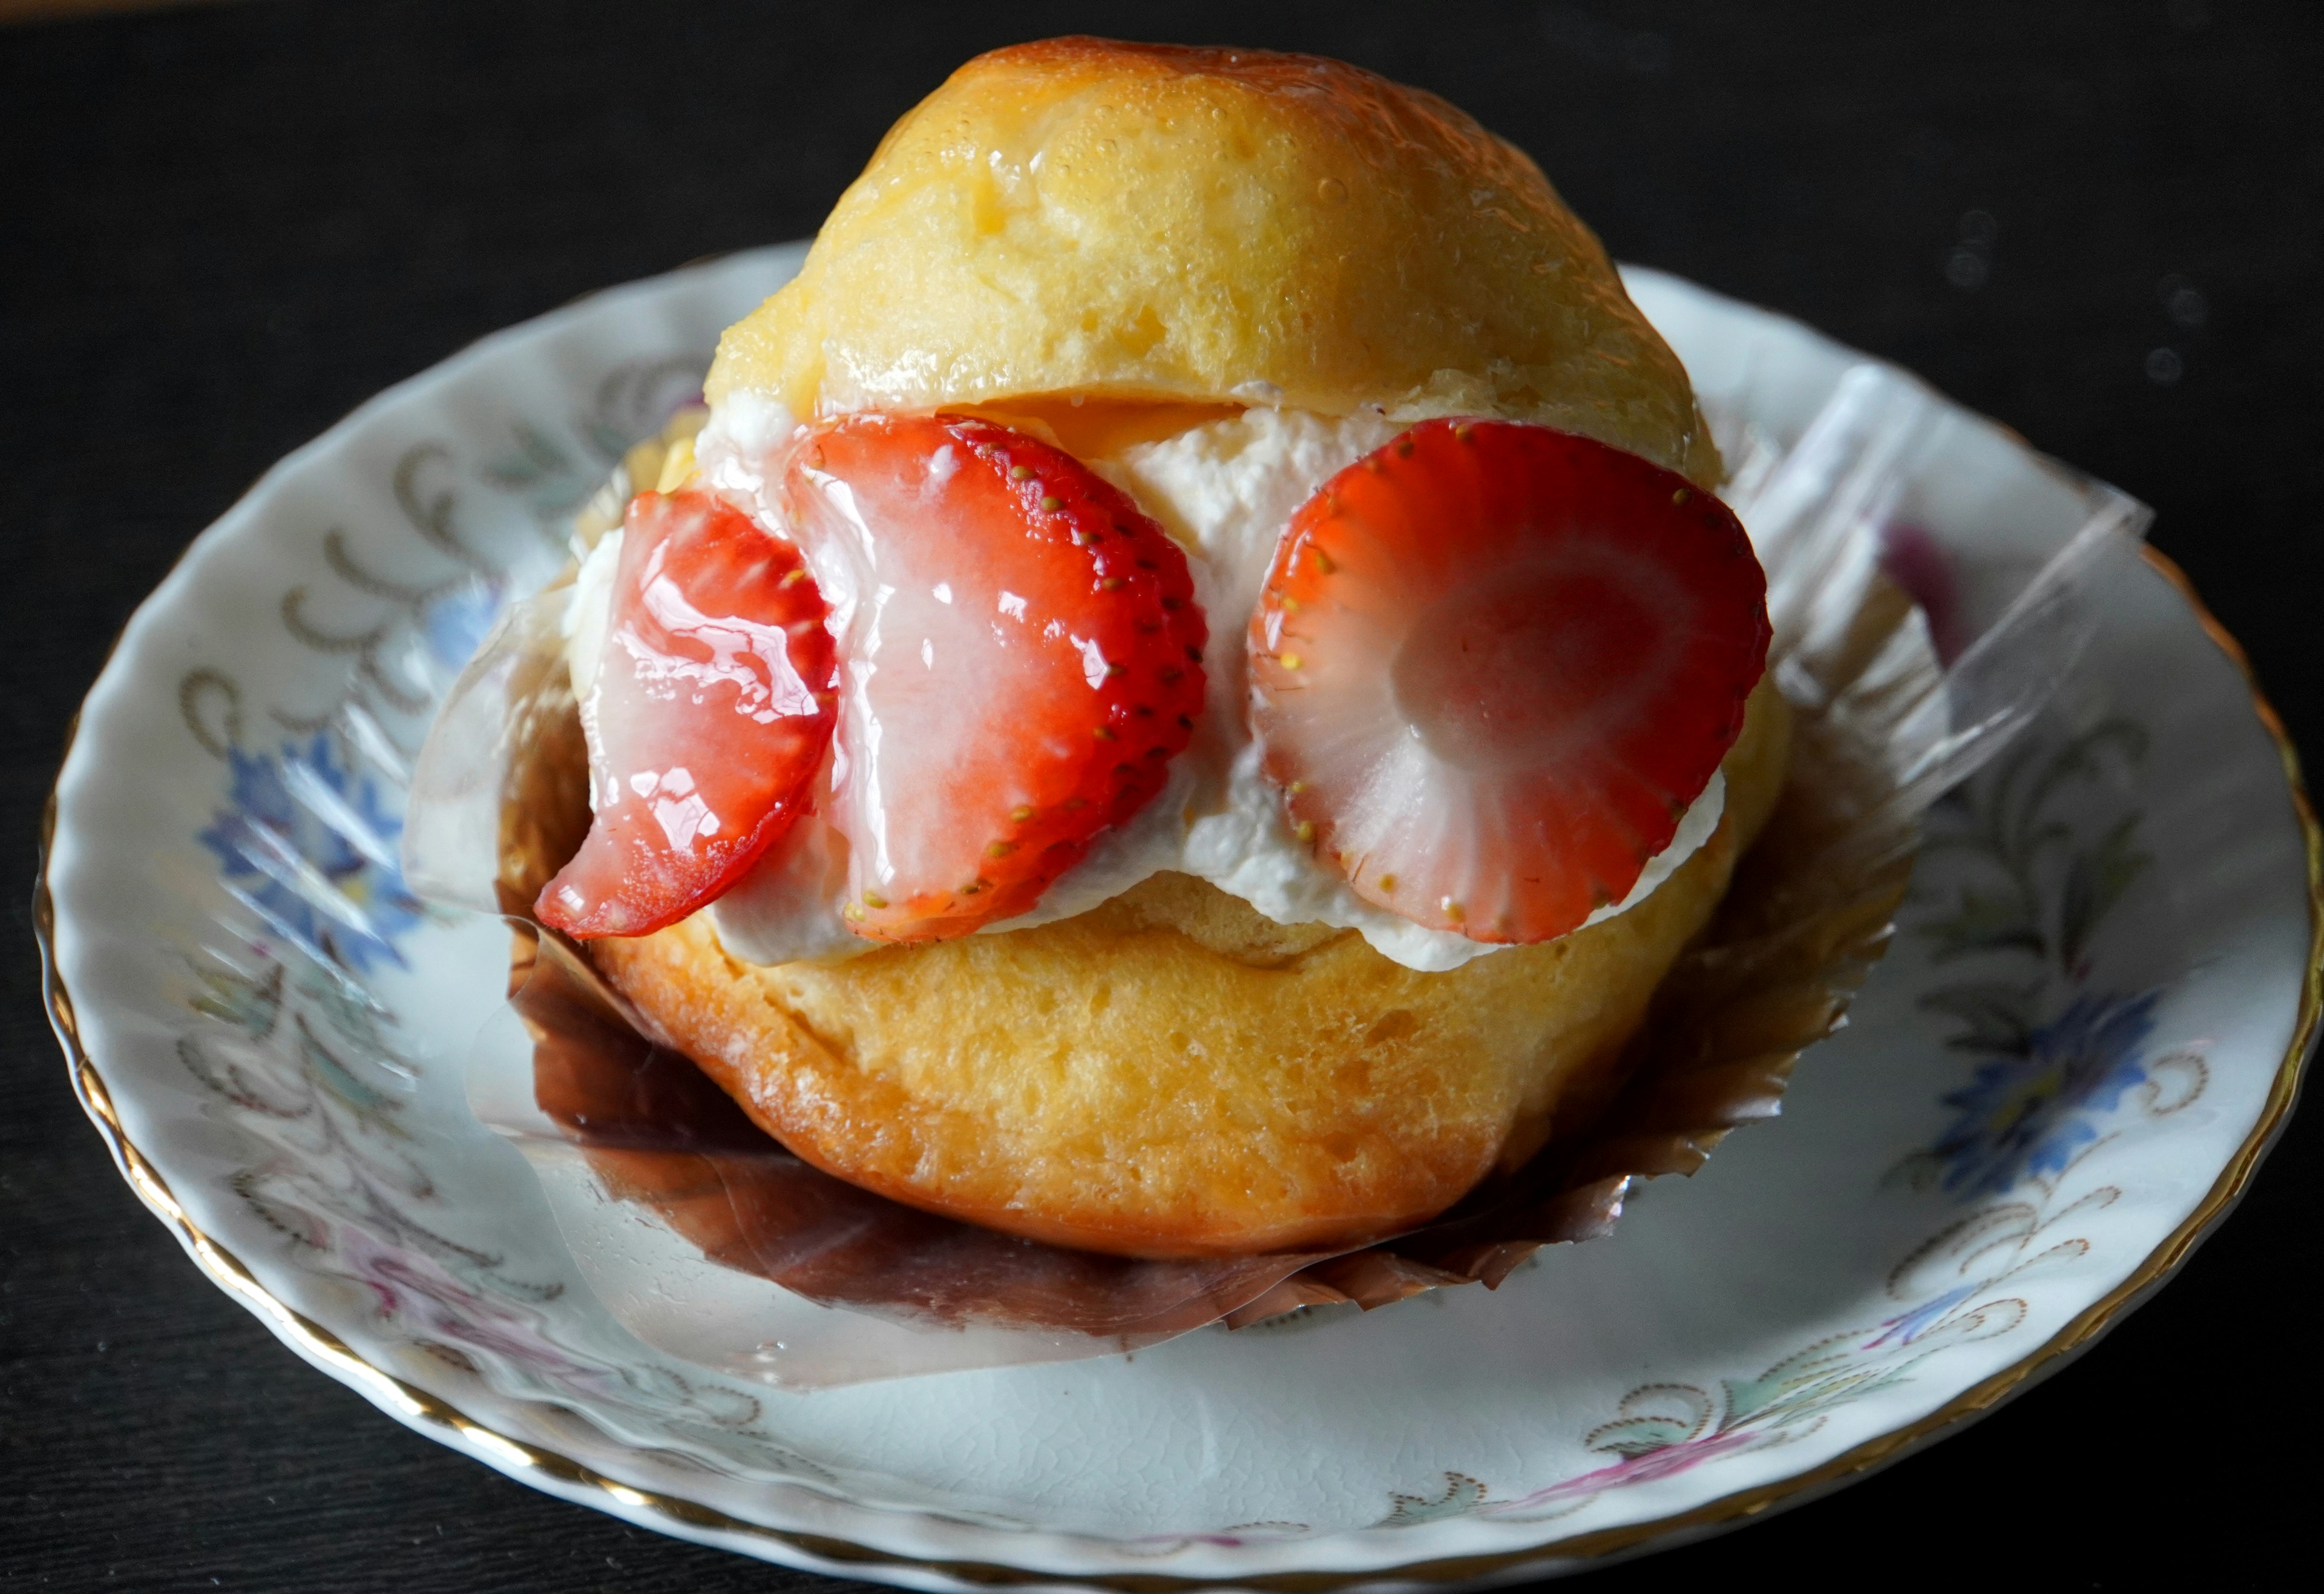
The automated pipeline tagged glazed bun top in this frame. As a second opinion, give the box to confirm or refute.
[707,38,1718,482]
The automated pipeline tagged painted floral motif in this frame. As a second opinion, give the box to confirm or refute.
[183,936,821,1466]
[1374,1184,2135,1529]
[1377,1474,1489,1529]
[1914,721,2152,978]
[1906,720,2165,1197]
[199,732,422,974]
[1921,990,2160,1197]
[184,946,493,1273]
[186,445,512,976]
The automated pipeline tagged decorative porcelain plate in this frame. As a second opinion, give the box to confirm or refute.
[41,247,2317,1589]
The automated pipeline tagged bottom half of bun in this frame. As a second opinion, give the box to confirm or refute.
[589,677,1794,1260]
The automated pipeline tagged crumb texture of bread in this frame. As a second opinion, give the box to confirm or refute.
[592,677,1790,1258]
[706,38,1718,485]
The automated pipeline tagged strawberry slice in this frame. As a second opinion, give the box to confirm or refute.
[538,489,836,940]
[1249,418,1768,944]
[783,414,1206,942]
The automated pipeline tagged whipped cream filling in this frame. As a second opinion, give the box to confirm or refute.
[570,399,1723,973]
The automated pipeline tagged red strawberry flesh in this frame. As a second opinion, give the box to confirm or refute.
[1249,418,1768,944]
[782,414,1207,942]
[537,489,836,940]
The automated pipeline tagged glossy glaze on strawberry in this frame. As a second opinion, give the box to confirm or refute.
[538,490,837,940]
[783,414,1207,942]
[1250,418,1768,944]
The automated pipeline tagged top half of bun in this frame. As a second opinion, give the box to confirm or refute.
[707,38,1718,483]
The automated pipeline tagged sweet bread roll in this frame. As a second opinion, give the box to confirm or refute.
[572,39,1782,1262]
[591,676,1789,1258]
[707,38,1718,484]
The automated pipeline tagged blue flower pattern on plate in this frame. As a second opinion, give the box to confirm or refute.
[199,730,421,972]
[1909,721,2159,1198]
[419,579,504,674]
[1926,989,2160,1196]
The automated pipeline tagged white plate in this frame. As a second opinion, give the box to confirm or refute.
[41,248,2317,1589]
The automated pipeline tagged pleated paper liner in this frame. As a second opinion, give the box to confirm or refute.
[413,367,2148,1386]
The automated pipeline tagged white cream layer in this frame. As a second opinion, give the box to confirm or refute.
[568,400,1722,973]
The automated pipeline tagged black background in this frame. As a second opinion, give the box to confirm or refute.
[3,1,2317,1588]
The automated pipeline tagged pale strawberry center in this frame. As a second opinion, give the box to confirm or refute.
[1390,552,1673,773]
[840,563,1055,892]
[789,432,1085,905]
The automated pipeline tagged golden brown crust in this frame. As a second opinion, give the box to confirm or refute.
[707,38,1719,485]
[594,677,1791,1259]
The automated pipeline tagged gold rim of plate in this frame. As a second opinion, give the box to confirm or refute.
[35,543,2320,1589]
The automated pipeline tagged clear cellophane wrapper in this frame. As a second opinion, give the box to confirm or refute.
[409,365,2148,1388]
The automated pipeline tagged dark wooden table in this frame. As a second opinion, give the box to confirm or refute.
[4,2,2316,1588]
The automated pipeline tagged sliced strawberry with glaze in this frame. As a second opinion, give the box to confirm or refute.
[783,413,1206,942]
[1249,418,1768,944]
[538,489,836,940]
